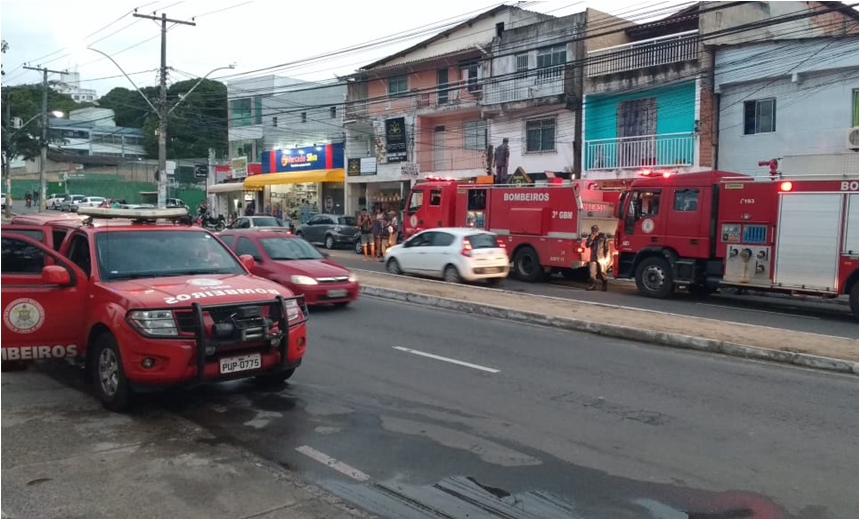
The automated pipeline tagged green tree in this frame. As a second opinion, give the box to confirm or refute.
[1,84,88,165]
[97,86,158,128]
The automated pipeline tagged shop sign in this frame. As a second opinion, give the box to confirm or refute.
[400,162,419,179]
[261,143,344,174]
[385,117,407,163]
[231,157,248,179]
[347,157,377,177]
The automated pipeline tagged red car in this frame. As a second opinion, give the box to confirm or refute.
[218,229,360,307]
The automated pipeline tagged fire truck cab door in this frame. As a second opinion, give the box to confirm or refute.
[622,188,666,250]
[1,232,89,361]
[665,187,709,258]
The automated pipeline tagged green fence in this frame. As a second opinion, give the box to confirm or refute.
[6,176,205,207]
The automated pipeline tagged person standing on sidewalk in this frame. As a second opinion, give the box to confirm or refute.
[358,208,374,260]
[586,224,609,291]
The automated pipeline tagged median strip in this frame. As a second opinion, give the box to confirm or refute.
[354,270,858,375]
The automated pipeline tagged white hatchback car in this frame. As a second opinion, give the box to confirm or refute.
[384,228,510,284]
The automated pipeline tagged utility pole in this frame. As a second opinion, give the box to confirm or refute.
[4,88,11,218]
[23,64,67,212]
[207,147,215,216]
[132,11,195,208]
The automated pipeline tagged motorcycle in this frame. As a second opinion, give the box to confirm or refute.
[25,197,32,208]
[198,214,226,232]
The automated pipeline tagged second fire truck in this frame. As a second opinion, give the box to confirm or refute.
[613,170,859,316]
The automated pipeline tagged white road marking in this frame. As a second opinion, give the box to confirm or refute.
[696,303,819,319]
[392,346,501,373]
[295,445,370,482]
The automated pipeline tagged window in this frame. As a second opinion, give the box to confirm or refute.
[515,54,529,77]
[338,216,358,226]
[464,120,487,150]
[673,189,699,212]
[466,233,498,249]
[388,75,408,97]
[461,60,481,93]
[429,189,442,206]
[467,189,486,211]
[301,112,307,123]
[743,99,776,135]
[52,230,68,251]
[66,234,91,277]
[537,45,566,82]
[330,106,337,119]
[254,97,263,125]
[525,118,556,152]
[260,238,323,260]
[431,232,456,247]
[235,237,260,259]
[1,236,45,274]
[230,98,252,127]
[853,89,858,127]
[437,68,449,104]
[407,190,424,213]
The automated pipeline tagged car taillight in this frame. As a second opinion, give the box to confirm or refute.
[460,238,473,257]
[497,239,506,249]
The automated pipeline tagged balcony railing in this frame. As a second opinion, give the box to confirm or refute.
[585,132,695,170]
[420,148,487,174]
[482,65,565,106]
[416,82,481,110]
[586,31,699,78]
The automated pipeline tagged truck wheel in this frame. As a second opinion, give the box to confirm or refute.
[91,333,134,412]
[255,368,296,387]
[850,281,858,317]
[324,235,335,249]
[513,247,542,282]
[634,256,674,299]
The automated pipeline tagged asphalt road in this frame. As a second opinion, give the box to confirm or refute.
[150,297,858,519]
[326,249,858,339]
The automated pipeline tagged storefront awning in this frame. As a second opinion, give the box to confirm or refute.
[207,182,248,194]
[243,169,345,189]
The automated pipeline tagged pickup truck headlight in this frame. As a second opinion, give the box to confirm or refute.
[129,310,178,336]
[290,275,318,285]
[285,299,301,322]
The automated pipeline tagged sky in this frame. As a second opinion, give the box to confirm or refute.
[0,0,699,97]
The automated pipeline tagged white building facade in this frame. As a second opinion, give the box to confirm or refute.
[714,37,859,177]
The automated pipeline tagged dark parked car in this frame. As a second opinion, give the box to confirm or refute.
[295,214,359,249]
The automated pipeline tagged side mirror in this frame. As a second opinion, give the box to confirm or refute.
[239,254,255,270]
[42,265,71,286]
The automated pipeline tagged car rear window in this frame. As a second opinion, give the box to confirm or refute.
[466,234,498,249]
[338,216,357,226]
[6,229,45,242]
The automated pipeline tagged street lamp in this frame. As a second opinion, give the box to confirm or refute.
[3,110,64,217]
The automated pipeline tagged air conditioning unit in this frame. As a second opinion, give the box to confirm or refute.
[11,116,22,129]
[847,127,859,150]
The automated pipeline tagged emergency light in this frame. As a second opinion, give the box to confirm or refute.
[779,181,793,192]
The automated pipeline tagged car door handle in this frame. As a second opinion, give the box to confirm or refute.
[690,239,698,245]
[651,237,658,243]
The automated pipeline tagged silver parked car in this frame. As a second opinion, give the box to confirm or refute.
[295,214,360,250]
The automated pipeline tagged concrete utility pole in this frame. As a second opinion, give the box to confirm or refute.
[207,147,215,215]
[4,89,11,218]
[132,11,195,208]
[23,64,67,212]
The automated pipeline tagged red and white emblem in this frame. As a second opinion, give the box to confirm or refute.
[3,298,46,334]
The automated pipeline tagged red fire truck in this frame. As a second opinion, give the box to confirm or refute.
[402,176,624,282]
[613,170,859,316]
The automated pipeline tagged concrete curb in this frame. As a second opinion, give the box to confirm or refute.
[360,285,859,376]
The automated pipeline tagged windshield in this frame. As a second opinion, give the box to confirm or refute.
[260,237,324,260]
[252,217,280,227]
[95,230,245,281]
[466,234,499,249]
[338,216,357,226]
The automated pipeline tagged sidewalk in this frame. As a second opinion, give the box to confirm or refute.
[355,270,858,374]
[1,367,372,519]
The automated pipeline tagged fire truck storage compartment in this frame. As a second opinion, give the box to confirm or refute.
[843,193,858,255]
[774,192,843,291]
[509,207,549,235]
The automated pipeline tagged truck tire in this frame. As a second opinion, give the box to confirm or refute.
[634,256,674,299]
[513,247,543,283]
[91,333,134,412]
[850,281,858,318]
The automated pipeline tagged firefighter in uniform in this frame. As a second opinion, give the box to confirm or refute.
[586,224,609,291]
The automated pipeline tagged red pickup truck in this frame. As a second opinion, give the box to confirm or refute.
[2,207,309,412]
